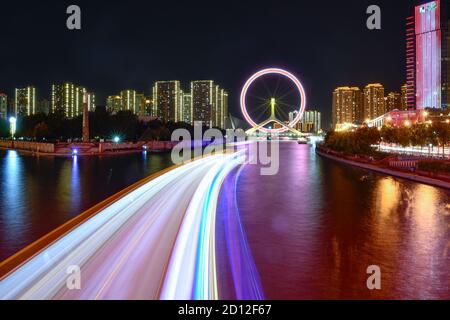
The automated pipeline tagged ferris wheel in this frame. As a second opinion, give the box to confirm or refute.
[240,68,306,135]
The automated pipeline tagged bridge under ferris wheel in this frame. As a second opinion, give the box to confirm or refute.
[245,98,303,137]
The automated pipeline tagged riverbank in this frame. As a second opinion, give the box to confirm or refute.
[0,140,177,156]
[316,146,450,189]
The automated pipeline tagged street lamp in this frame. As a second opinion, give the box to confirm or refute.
[9,117,16,139]
[113,136,120,143]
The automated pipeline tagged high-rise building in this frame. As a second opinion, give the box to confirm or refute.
[106,95,122,113]
[401,84,408,110]
[51,83,93,118]
[182,92,192,124]
[406,0,450,109]
[120,90,137,113]
[223,91,229,129]
[215,88,228,129]
[15,86,36,116]
[152,81,182,122]
[332,87,363,128]
[363,84,385,120]
[0,93,7,119]
[386,92,402,112]
[191,80,215,127]
[144,97,152,116]
[85,92,96,112]
[135,93,146,116]
[300,110,321,133]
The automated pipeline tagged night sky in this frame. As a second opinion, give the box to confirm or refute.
[0,0,417,128]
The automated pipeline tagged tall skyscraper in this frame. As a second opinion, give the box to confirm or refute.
[300,110,321,133]
[0,93,7,119]
[15,86,36,116]
[51,83,93,118]
[332,87,363,128]
[363,84,385,120]
[406,0,450,109]
[120,90,137,113]
[191,80,215,128]
[106,95,122,113]
[386,92,402,112]
[135,93,146,116]
[182,92,192,124]
[215,88,228,129]
[222,91,229,129]
[85,92,96,112]
[401,84,408,110]
[152,81,182,122]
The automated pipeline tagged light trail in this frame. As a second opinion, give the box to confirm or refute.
[0,151,247,300]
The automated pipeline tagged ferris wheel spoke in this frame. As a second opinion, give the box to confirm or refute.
[261,78,274,97]
[277,107,290,120]
[273,76,282,98]
[247,93,269,102]
[277,87,299,101]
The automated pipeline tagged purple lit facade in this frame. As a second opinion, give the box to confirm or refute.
[408,0,450,110]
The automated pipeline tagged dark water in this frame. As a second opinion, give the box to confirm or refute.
[1,144,449,299]
[217,142,450,299]
[0,150,173,260]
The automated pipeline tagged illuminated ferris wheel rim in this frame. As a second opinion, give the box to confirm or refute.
[240,68,307,134]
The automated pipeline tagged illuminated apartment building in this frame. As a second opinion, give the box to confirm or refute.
[182,92,192,124]
[191,80,215,128]
[152,81,182,122]
[15,86,36,116]
[120,90,137,113]
[386,92,402,112]
[363,84,385,120]
[332,87,363,128]
[51,83,93,118]
[106,95,122,113]
[0,93,7,119]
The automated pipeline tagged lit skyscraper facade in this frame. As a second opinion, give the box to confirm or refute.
[86,92,96,112]
[182,92,193,124]
[0,93,7,119]
[152,81,182,122]
[401,84,408,110]
[51,83,93,118]
[15,86,36,116]
[120,90,137,113]
[406,0,450,109]
[386,92,402,112]
[191,80,215,127]
[363,84,385,120]
[107,95,122,113]
[300,110,321,133]
[332,87,363,128]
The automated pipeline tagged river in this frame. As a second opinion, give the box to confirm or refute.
[1,143,449,299]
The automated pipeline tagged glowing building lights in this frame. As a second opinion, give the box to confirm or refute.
[332,86,363,128]
[410,0,450,109]
[152,81,182,123]
[15,86,36,117]
[363,84,385,121]
[0,93,7,119]
[51,83,94,118]
[191,80,227,129]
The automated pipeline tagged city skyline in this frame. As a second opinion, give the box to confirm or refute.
[0,0,415,128]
